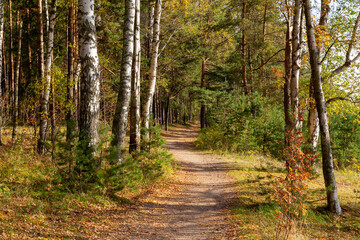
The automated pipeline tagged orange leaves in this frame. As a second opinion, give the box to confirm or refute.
[274,130,315,238]
[315,25,331,49]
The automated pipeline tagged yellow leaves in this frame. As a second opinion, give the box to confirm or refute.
[315,25,331,49]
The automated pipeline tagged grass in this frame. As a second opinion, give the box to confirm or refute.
[0,126,176,239]
[209,151,360,239]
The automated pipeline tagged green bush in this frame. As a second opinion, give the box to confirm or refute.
[196,91,284,158]
[329,113,360,168]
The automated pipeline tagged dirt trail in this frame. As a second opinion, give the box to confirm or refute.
[115,125,237,240]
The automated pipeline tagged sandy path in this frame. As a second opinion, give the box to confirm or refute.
[113,125,237,240]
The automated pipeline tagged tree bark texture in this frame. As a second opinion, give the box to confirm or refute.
[0,0,4,145]
[78,0,100,151]
[307,0,330,153]
[142,0,161,140]
[241,1,248,95]
[129,0,141,153]
[303,0,342,216]
[284,8,292,143]
[12,14,22,144]
[200,59,206,129]
[38,0,57,153]
[9,0,14,112]
[66,3,76,143]
[112,0,135,162]
[290,0,302,131]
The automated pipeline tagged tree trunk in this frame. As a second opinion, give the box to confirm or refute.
[142,0,162,140]
[112,0,135,162]
[303,0,342,216]
[306,0,330,153]
[284,1,292,146]
[165,95,170,131]
[200,58,206,129]
[241,1,248,95]
[66,3,76,143]
[290,0,302,131]
[9,0,14,116]
[38,0,57,153]
[129,0,141,153]
[0,0,4,145]
[78,0,100,153]
[12,13,22,144]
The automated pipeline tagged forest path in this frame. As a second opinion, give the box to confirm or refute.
[116,125,238,239]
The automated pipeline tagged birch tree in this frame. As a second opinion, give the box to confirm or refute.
[112,0,135,162]
[78,0,100,152]
[290,0,302,131]
[303,0,342,216]
[38,0,57,153]
[142,0,162,140]
[129,0,141,153]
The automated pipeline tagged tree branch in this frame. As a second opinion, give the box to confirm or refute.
[253,48,285,71]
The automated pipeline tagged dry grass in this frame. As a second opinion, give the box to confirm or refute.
[214,152,360,239]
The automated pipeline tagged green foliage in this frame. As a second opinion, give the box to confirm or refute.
[329,113,360,168]
[52,123,173,197]
[195,91,285,158]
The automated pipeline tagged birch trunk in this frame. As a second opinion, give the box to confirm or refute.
[306,0,330,153]
[111,0,135,162]
[303,0,342,216]
[0,0,4,145]
[78,0,100,152]
[129,0,141,153]
[142,0,162,140]
[290,0,302,131]
[12,14,22,144]
[38,0,57,153]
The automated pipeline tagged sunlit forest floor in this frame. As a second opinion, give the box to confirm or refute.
[214,150,360,239]
[0,126,359,239]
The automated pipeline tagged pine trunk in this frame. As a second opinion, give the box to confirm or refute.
[66,4,76,143]
[200,59,206,129]
[284,1,292,145]
[112,0,135,162]
[12,13,22,144]
[0,0,4,145]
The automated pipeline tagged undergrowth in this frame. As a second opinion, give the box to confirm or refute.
[0,125,175,239]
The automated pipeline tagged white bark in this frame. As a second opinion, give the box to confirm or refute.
[112,0,135,162]
[290,0,302,131]
[142,0,162,140]
[303,0,342,216]
[129,0,141,153]
[78,0,100,150]
[38,0,57,152]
